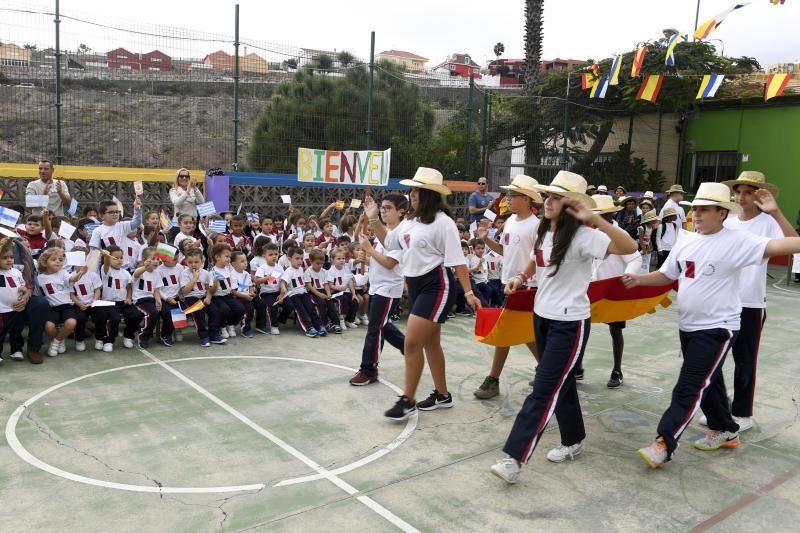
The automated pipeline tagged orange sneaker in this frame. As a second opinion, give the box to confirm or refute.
[638,437,669,468]
[693,431,740,451]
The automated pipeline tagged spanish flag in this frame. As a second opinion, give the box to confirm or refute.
[475,278,676,347]
[183,299,206,314]
[631,47,647,78]
[636,74,664,103]
[694,3,750,41]
[765,73,792,101]
[608,55,623,86]
[581,73,597,90]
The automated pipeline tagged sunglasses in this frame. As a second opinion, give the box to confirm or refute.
[178,175,190,178]
[478,182,487,185]
[105,210,121,215]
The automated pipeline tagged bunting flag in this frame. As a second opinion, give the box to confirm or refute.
[770,0,786,4]
[609,54,623,85]
[636,74,665,102]
[475,278,677,347]
[183,299,206,314]
[665,33,688,66]
[590,76,609,98]
[159,210,174,231]
[581,73,597,90]
[696,74,725,99]
[765,73,792,101]
[694,3,751,40]
[589,63,600,77]
[631,46,647,77]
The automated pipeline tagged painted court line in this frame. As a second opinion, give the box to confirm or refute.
[139,349,419,533]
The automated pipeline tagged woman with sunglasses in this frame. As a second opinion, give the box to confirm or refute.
[490,171,636,484]
[169,168,205,218]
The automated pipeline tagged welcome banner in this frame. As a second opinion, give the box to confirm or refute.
[297,147,391,186]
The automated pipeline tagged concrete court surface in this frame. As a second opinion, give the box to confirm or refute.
[0,266,798,533]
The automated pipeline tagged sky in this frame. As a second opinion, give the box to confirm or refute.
[2,0,798,68]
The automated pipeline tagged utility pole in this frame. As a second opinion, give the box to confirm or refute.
[366,31,375,150]
[54,0,63,164]
[232,4,240,170]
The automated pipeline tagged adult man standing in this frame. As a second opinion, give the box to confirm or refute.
[660,184,687,229]
[468,177,494,224]
[25,160,71,216]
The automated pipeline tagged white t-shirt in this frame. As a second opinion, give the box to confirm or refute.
[499,214,540,284]
[656,220,680,252]
[326,264,354,290]
[157,264,185,300]
[723,213,783,308]
[73,270,101,304]
[38,270,74,306]
[794,253,800,275]
[101,267,132,302]
[383,212,465,278]
[303,268,328,292]
[173,232,200,260]
[531,226,611,320]
[660,198,686,226]
[281,266,308,297]
[255,263,283,294]
[593,251,642,280]
[369,240,404,299]
[468,254,488,284]
[250,256,266,274]
[179,268,213,299]
[132,270,163,302]
[231,269,252,293]
[660,228,770,332]
[89,219,139,250]
[486,251,502,281]
[0,268,25,313]
[278,254,292,271]
[124,238,142,272]
[211,265,236,297]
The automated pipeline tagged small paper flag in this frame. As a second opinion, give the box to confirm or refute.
[197,201,217,217]
[133,181,144,196]
[484,209,497,222]
[170,308,188,328]
[209,220,227,233]
[86,223,101,235]
[0,206,21,228]
[58,220,77,240]
[67,198,78,216]
[350,198,362,209]
[159,210,174,231]
[335,200,345,210]
[183,299,206,314]
[154,242,177,262]
[246,212,260,222]
[280,195,292,204]
[25,195,49,208]
[112,196,124,218]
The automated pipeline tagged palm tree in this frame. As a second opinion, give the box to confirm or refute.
[523,0,544,91]
[493,42,505,59]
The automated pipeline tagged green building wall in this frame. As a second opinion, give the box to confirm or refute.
[685,104,800,225]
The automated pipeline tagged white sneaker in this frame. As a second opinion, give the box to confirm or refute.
[94,340,104,351]
[103,343,114,353]
[270,327,280,335]
[75,341,86,352]
[123,337,134,349]
[9,351,24,361]
[48,340,60,357]
[698,414,708,426]
[226,325,237,337]
[490,457,521,484]
[360,314,369,325]
[733,416,753,432]
[220,328,230,339]
[174,329,183,342]
[546,442,583,463]
[340,320,347,331]
[345,321,359,329]
[57,341,67,354]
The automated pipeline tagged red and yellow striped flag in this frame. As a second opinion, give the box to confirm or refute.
[631,47,647,77]
[183,299,206,314]
[765,73,792,101]
[581,73,596,90]
[636,74,664,103]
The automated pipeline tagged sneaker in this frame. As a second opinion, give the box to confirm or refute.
[350,370,378,386]
[638,438,669,469]
[417,390,453,411]
[94,340,104,351]
[574,368,584,381]
[210,336,227,344]
[340,320,347,330]
[47,340,60,357]
[254,327,270,335]
[75,341,86,352]
[473,376,500,399]
[306,328,318,338]
[733,416,753,432]
[345,321,359,329]
[241,328,254,338]
[607,370,623,388]
[123,337,134,349]
[317,327,327,337]
[160,335,173,347]
[174,329,183,342]
[384,396,417,421]
[103,343,113,353]
[360,315,369,325]
[456,309,472,317]
[693,430,740,451]
[29,351,43,364]
[226,325,237,338]
[546,442,583,463]
[270,327,280,335]
[332,325,343,334]
[58,341,67,354]
[490,457,521,484]
[200,337,211,347]
[139,338,150,349]
[220,328,230,339]
[9,351,24,361]
[389,313,401,322]
[446,311,456,319]
[698,414,708,426]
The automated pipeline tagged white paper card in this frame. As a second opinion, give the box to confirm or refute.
[91,299,116,308]
[330,291,345,298]
[469,221,478,233]
[133,181,144,196]
[85,249,102,271]
[483,209,497,222]
[58,221,77,240]
[26,195,49,208]
[66,251,86,266]
[280,195,292,204]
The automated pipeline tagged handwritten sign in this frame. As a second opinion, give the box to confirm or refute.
[297,148,391,186]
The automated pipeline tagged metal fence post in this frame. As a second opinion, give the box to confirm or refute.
[465,73,474,179]
[54,0,63,164]
[481,90,489,177]
[561,70,571,169]
[623,112,634,187]
[367,31,375,151]
[232,4,240,170]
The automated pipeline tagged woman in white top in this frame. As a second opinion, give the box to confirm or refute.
[349,193,408,386]
[490,171,637,484]
[169,168,205,217]
[472,175,542,400]
[365,168,480,421]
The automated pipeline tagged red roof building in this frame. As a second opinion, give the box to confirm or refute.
[433,53,482,79]
[107,48,172,71]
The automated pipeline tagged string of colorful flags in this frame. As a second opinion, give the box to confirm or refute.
[582,1,793,104]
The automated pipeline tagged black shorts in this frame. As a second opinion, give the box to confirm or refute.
[46,303,78,325]
[406,265,456,324]
[355,287,368,296]
[607,321,626,330]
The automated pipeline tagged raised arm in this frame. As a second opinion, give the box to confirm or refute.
[562,197,637,255]
[756,189,799,238]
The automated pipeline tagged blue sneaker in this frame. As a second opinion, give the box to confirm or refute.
[200,337,211,347]
[210,335,227,344]
[241,328,254,338]
[306,328,318,338]
[254,327,270,335]
[318,327,327,337]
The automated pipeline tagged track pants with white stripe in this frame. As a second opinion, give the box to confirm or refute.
[134,298,158,343]
[657,328,739,456]
[359,294,405,376]
[503,315,590,463]
[731,307,765,418]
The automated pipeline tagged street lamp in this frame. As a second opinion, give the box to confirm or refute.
[707,38,725,57]
[694,0,702,38]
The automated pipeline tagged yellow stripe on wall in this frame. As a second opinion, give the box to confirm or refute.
[0,163,205,183]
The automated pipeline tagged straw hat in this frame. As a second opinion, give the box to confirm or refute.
[691,182,742,214]
[640,198,655,209]
[591,194,623,214]
[533,171,597,207]
[614,185,627,194]
[618,195,640,206]
[660,207,677,219]
[665,184,686,194]
[597,185,608,193]
[722,171,779,196]
[643,190,654,199]
[399,167,451,195]
[586,184,597,194]
[500,175,543,203]
[640,211,659,225]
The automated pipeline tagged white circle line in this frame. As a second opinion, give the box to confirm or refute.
[5,355,416,494]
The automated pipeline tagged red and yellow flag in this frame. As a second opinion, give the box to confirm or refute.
[765,73,792,101]
[183,299,206,314]
[581,73,596,90]
[631,47,647,77]
[636,74,664,103]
